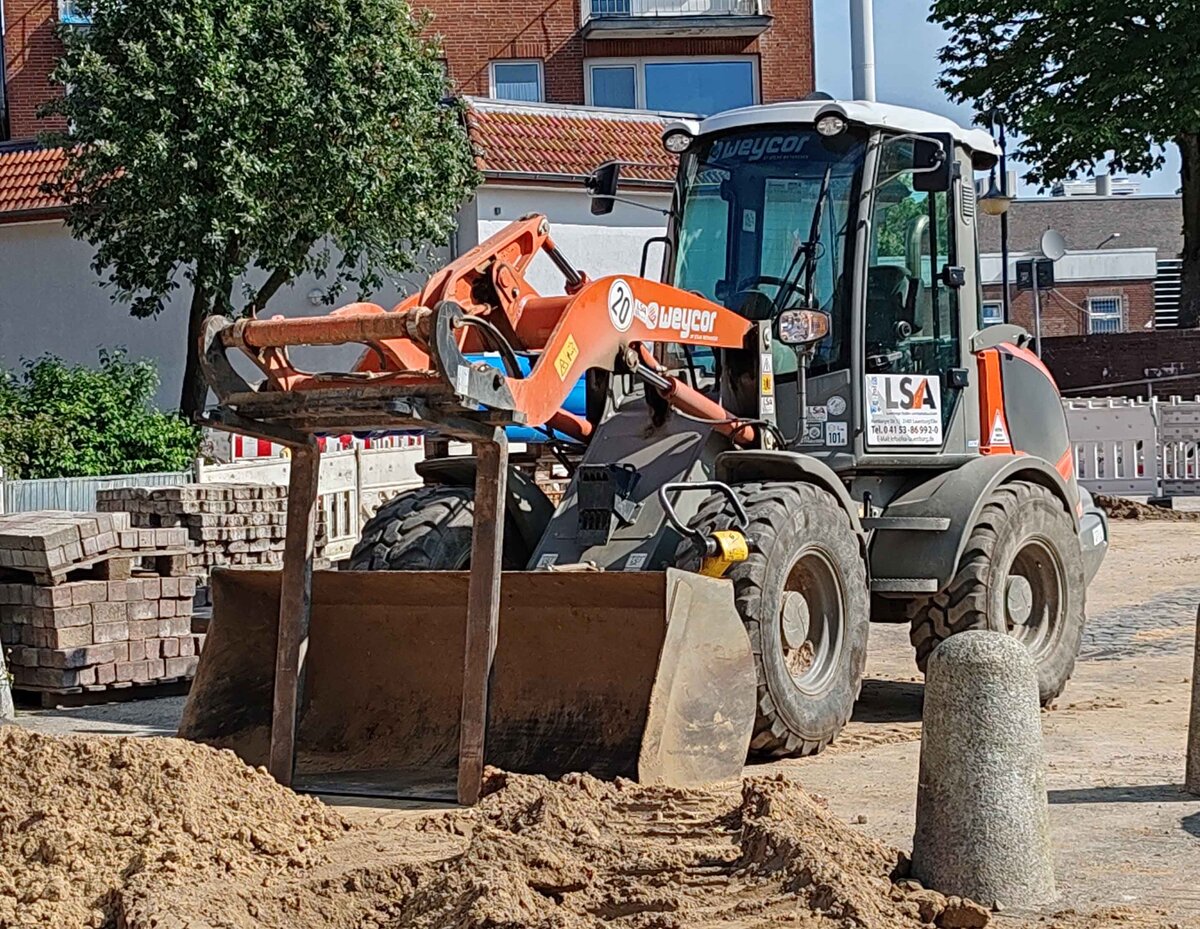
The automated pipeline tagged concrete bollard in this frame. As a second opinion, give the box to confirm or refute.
[1187,606,1200,795]
[912,631,1056,907]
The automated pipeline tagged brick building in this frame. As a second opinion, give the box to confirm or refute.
[438,0,812,111]
[2,0,813,144]
[0,0,71,141]
[977,190,1184,336]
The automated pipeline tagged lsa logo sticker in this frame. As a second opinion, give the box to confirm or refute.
[866,374,943,447]
[868,375,940,413]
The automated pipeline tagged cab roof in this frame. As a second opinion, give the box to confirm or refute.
[667,97,1000,169]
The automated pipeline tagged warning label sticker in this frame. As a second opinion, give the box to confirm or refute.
[554,333,579,381]
[865,374,943,446]
[989,410,1010,447]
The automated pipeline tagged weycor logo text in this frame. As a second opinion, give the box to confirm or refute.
[608,279,717,341]
[882,376,939,411]
[709,134,805,163]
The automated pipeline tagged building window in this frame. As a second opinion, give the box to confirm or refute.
[981,301,1003,327]
[586,57,757,116]
[490,61,544,103]
[1087,295,1123,334]
[592,66,638,109]
[58,0,91,23]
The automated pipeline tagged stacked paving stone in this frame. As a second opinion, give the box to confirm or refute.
[97,484,326,607]
[0,511,202,698]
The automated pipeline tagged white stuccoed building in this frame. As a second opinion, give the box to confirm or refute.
[0,97,678,405]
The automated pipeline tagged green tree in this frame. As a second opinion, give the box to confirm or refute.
[929,3,1200,327]
[43,0,480,418]
[0,352,200,479]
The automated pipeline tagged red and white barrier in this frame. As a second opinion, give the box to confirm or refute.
[229,433,424,460]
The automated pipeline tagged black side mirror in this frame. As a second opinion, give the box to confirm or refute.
[587,161,621,216]
[912,133,953,193]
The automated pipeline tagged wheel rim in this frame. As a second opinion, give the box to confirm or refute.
[780,548,845,695]
[1005,536,1065,659]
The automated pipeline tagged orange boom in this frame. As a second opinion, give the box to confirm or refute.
[202,214,756,445]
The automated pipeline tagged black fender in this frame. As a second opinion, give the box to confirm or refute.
[869,454,1077,595]
[414,457,555,553]
[714,450,865,536]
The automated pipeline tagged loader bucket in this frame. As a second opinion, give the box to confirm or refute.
[179,567,756,800]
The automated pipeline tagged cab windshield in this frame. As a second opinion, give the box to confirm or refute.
[671,126,868,374]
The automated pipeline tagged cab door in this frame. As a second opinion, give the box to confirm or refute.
[861,136,964,452]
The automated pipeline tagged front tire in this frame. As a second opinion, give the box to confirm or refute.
[907,481,1086,705]
[349,485,531,570]
[678,482,870,757]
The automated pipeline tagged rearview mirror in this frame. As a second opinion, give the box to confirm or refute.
[587,161,621,216]
[912,133,953,193]
[777,309,830,348]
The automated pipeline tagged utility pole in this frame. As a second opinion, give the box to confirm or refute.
[998,120,1010,322]
[849,0,876,102]
[1031,276,1042,357]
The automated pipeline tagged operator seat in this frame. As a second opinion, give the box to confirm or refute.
[865,265,923,371]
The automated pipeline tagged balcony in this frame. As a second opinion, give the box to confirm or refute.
[581,0,771,40]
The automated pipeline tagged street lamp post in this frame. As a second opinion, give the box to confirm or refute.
[979,114,1014,322]
[997,120,1011,323]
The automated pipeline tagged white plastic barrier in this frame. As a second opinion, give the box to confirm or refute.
[1158,398,1200,497]
[1063,398,1160,496]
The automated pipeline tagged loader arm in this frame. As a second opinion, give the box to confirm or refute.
[186,215,763,804]
[202,215,757,444]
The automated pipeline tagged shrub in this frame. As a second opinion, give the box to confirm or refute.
[0,351,200,479]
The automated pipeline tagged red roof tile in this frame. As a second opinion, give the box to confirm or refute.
[0,145,68,219]
[465,98,676,184]
[0,102,674,221]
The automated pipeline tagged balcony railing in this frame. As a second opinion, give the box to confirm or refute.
[582,0,770,39]
[589,0,765,19]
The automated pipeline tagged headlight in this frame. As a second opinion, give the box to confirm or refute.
[816,115,847,137]
[662,129,693,154]
[778,309,830,346]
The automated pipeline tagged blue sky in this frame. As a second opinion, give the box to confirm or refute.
[811,0,1180,196]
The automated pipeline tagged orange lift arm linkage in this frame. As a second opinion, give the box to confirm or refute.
[207,215,759,445]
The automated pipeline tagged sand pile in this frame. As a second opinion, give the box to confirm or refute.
[2,732,1179,929]
[382,769,991,929]
[0,727,347,929]
[1095,494,1200,521]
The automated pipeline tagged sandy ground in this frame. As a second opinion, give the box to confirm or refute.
[11,520,1200,924]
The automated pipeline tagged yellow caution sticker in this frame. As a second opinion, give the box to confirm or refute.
[760,373,774,395]
[554,333,579,381]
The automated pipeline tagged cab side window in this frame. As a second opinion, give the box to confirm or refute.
[865,138,960,387]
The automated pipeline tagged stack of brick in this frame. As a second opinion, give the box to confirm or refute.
[0,511,203,699]
[97,484,326,606]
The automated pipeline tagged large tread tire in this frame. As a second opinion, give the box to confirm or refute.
[907,480,1086,705]
[677,481,870,758]
[349,485,531,571]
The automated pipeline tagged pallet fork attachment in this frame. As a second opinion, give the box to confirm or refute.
[180,215,759,803]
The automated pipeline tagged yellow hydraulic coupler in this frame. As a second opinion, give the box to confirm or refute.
[659,481,752,578]
[699,529,750,577]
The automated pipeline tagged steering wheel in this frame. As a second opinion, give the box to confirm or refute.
[733,275,806,310]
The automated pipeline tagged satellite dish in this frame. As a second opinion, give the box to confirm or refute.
[1040,228,1067,262]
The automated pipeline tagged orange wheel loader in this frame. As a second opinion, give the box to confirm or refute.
[179,97,1108,804]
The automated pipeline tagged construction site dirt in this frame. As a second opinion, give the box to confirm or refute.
[6,519,1200,929]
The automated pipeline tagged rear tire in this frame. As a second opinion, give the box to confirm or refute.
[677,482,870,757]
[349,485,531,570]
[907,481,1086,705]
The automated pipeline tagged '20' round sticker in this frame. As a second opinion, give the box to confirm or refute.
[608,278,634,332]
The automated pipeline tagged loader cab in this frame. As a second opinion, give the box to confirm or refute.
[651,100,998,471]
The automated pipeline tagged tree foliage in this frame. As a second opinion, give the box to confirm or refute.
[930,3,1200,326]
[43,0,481,414]
[0,352,201,479]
